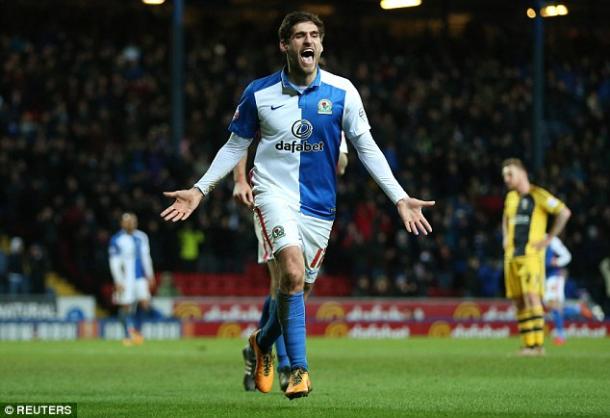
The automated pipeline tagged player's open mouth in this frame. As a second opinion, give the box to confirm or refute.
[300,48,315,66]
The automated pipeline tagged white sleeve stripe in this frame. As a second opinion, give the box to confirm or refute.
[339,132,348,154]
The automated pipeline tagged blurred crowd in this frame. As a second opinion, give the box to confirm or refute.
[1,8,609,309]
[0,236,48,295]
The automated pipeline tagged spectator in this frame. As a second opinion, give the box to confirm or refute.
[26,244,49,295]
[7,237,28,295]
[178,222,205,272]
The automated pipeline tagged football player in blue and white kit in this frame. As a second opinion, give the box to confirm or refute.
[235,134,349,393]
[109,213,155,346]
[161,11,434,399]
[543,235,605,343]
[543,236,572,345]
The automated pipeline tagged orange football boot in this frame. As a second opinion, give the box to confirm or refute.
[284,368,311,400]
[248,330,275,393]
[131,330,144,346]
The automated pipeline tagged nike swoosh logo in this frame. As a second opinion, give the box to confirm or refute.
[271,104,285,110]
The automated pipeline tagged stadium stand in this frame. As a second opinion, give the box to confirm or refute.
[0,2,608,313]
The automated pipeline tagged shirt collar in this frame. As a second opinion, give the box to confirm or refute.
[281,66,321,93]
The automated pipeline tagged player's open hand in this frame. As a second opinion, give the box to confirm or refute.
[161,188,203,222]
[396,197,435,236]
[233,181,254,209]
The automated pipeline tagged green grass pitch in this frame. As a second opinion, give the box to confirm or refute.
[1,338,609,417]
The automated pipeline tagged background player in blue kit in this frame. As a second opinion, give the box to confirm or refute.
[108,213,155,346]
[543,236,572,345]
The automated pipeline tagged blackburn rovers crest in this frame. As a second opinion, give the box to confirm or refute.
[272,225,285,241]
[318,99,332,115]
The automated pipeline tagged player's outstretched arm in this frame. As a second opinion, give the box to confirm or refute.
[161,188,203,222]
[347,130,434,235]
[396,197,435,236]
[161,133,252,222]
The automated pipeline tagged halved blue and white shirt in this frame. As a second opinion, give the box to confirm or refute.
[195,67,407,221]
[108,230,154,283]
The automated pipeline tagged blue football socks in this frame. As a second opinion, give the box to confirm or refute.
[275,333,290,370]
[119,306,134,338]
[563,304,580,318]
[551,308,565,339]
[256,298,282,352]
[277,291,307,370]
[134,305,150,332]
[256,295,290,369]
[258,296,271,329]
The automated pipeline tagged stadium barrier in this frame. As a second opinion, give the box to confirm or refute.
[162,297,519,322]
[0,297,607,340]
[0,295,95,321]
[0,319,606,341]
[0,320,182,341]
[164,297,608,339]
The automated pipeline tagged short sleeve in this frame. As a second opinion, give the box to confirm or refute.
[228,83,259,139]
[502,193,512,217]
[342,82,371,139]
[536,187,566,215]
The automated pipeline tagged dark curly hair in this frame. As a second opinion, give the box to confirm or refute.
[278,11,325,43]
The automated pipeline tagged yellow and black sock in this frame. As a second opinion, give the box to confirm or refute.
[531,305,545,347]
[517,308,536,348]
